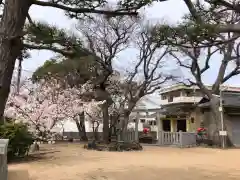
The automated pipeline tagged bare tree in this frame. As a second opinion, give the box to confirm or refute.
[111,26,172,137]
[167,5,240,146]
[76,14,138,143]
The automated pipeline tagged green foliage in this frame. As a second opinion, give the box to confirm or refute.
[64,0,108,19]
[152,1,232,47]
[32,56,101,87]
[0,122,34,161]
[22,0,160,61]
[60,0,156,19]
[153,22,218,47]
[24,21,91,58]
[118,0,158,11]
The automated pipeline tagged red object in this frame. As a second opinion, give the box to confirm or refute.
[197,127,207,136]
[197,127,206,132]
[143,128,149,134]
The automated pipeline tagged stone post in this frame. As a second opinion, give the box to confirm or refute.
[0,139,9,180]
[156,111,162,141]
[179,131,183,148]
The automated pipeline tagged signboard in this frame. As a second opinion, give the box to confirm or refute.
[219,107,223,112]
[219,130,227,136]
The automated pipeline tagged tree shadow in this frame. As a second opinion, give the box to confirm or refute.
[8,150,60,164]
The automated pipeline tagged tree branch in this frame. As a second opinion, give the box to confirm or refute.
[183,0,202,23]
[145,76,171,95]
[23,43,90,57]
[212,0,240,13]
[33,0,138,16]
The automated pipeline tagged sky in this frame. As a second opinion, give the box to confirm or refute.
[23,0,187,74]
[20,0,240,108]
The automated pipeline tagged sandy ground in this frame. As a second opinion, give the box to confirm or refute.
[8,143,240,180]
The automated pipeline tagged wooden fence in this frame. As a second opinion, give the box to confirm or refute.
[0,139,9,180]
[158,131,196,147]
[117,130,136,142]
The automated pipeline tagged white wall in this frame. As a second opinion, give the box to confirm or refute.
[53,119,103,133]
[53,116,157,133]
[128,117,158,131]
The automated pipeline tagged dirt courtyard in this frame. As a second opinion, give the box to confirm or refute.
[8,143,240,180]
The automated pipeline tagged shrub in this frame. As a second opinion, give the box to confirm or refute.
[0,122,34,160]
[84,140,143,151]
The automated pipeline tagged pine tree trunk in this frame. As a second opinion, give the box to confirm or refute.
[0,0,32,122]
[121,116,129,141]
[109,115,118,140]
[208,100,221,146]
[208,96,233,147]
[120,112,130,141]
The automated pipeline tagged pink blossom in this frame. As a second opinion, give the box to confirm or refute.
[5,79,105,140]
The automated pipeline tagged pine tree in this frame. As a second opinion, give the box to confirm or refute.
[0,0,158,122]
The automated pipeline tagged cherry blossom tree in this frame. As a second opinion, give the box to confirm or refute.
[59,80,106,141]
[5,80,67,141]
[84,99,105,140]
[5,77,107,141]
[61,92,105,141]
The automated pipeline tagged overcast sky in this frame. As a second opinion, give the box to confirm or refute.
[20,0,240,90]
[22,1,186,73]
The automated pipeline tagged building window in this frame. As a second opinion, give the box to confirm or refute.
[140,119,145,123]
[162,95,167,100]
[132,118,136,122]
[191,117,194,123]
[148,120,157,125]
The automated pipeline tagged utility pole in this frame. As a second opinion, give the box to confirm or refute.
[219,85,227,149]
[193,86,196,104]
[16,55,23,94]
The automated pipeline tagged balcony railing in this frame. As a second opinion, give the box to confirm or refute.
[160,96,202,105]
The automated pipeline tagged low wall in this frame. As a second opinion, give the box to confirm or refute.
[62,132,103,140]
[158,131,196,147]
[181,132,197,147]
[62,131,158,140]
